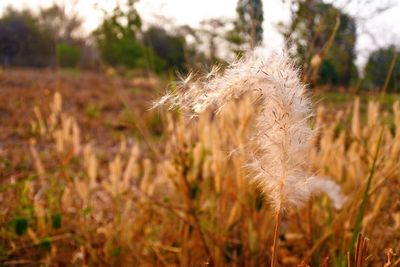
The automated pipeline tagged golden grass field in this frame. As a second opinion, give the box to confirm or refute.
[0,69,399,266]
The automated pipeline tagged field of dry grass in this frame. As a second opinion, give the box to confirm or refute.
[0,69,399,266]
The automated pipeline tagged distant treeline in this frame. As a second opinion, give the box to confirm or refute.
[0,0,399,91]
[0,5,97,69]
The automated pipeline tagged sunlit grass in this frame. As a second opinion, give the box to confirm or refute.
[0,84,399,266]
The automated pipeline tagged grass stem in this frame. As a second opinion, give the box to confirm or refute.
[271,211,282,267]
[348,128,384,258]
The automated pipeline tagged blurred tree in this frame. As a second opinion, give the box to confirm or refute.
[177,24,210,70]
[39,2,82,44]
[0,7,54,67]
[364,46,399,92]
[39,3,84,69]
[56,43,81,68]
[281,0,357,87]
[94,0,145,68]
[199,18,227,63]
[227,0,264,55]
[143,26,186,72]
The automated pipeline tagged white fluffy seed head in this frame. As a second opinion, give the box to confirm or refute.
[156,49,345,213]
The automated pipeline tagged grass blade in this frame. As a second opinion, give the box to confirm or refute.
[347,128,384,260]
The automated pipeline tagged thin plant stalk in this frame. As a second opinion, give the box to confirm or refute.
[347,128,384,258]
[271,211,282,267]
[381,51,397,94]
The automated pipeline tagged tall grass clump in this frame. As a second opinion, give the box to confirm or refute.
[156,49,344,265]
[2,72,400,265]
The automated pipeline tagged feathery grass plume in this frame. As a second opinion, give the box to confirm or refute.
[156,49,344,213]
[155,58,341,260]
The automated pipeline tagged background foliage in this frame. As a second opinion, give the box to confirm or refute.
[0,0,398,92]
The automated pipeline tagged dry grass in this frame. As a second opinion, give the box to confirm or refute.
[0,70,399,266]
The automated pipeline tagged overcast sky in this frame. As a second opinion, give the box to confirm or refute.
[0,0,399,68]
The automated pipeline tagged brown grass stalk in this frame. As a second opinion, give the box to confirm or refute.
[271,210,282,267]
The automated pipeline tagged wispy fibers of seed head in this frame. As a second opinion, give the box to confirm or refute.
[155,49,345,213]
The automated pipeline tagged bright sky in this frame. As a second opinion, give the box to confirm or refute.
[0,0,399,67]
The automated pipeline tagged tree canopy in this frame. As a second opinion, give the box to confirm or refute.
[364,46,399,92]
[227,0,264,55]
[282,0,358,87]
[94,0,145,68]
[39,3,82,44]
[143,26,186,72]
[0,7,54,67]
